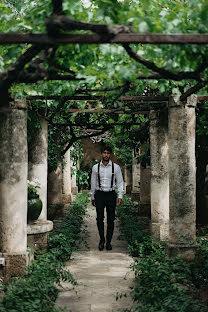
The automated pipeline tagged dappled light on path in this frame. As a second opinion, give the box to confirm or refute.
[56,204,136,312]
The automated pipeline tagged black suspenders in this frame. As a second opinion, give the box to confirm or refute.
[98,162,114,190]
[111,162,114,189]
[98,163,101,188]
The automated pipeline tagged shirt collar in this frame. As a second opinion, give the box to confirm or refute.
[100,160,112,167]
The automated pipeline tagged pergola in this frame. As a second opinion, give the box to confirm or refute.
[0,0,208,279]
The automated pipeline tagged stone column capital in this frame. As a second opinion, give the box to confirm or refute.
[11,99,27,110]
[149,110,159,120]
[169,94,197,108]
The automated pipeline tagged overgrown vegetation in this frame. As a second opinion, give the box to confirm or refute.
[2,0,208,173]
[117,196,208,312]
[0,192,89,312]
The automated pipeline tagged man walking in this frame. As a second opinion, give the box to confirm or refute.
[91,145,124,251]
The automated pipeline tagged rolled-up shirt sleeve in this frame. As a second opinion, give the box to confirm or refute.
[116,166,124,199]
[90,165,97,200]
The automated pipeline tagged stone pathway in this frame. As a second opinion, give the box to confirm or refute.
[56,205,136,312]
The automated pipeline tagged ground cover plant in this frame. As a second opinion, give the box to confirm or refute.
[0,192,89,312]
[116,196,208,312]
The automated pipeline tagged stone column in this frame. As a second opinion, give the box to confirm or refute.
[138,164,151,218]
[48,165,63,205]
[70,147,78,195]
[124,165,132,194]
[28,117,48,221]
[48,164,69,230]
[131,151,140,201]
[71,165,78,194]
[0,100,28,278]
[149,110,169,241]
[62,149,72,204]
[28,117,53,249]
[167,94,197,261]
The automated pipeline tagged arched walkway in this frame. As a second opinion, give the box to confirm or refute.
[56,204,136,312]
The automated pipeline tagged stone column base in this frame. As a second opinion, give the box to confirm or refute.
[27,220,53,250]
[0,252,28,282]
[71,186,78,195]
[150,222,161,241]
[150,222,169,241]
[166,243,197,262]
[138,202,151,218]
[62,193,72,204]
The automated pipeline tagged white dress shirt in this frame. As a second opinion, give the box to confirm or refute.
[90,160,124,200]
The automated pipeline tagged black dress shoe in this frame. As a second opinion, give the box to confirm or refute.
[98,240,105,251]
[106,242,112,250]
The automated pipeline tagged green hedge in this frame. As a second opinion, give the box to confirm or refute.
[117,196,208,312]
[0,192,89,312]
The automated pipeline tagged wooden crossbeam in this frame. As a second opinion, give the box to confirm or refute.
[67,108,159,114]
[26,95,103,101]
[61,122,142,126]
[1,33,208,45]
[26,95,208,104]
[26,95,168,101]
[119,96,169,101]
[197,96,208,101]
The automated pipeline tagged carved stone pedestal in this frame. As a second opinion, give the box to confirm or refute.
[166,243,197,262]
[27,220,53,250]
[0,252,28,282]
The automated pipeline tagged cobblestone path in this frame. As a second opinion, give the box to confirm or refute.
[56,205,136,312]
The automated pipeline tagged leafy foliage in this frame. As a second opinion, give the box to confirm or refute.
[116,196,208,312]
[0,192,89,312]
[3,0,207,172]
[2,0,208,98]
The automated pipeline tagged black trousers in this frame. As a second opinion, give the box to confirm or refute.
[94,190,117,243]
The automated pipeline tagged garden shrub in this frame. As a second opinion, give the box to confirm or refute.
[0,192,89,312]
[116,196,208,312]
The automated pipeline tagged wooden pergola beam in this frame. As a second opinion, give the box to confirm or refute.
[1,33,208,45]
[197,96,208,101]
[67,108,159,114]
[26,95,104,101]
[26,95,208,102]
[60,122,143,126]
[26,95,168,101]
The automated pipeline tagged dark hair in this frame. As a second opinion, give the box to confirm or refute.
[101,145,112,153]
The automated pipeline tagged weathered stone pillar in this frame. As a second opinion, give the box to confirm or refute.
[28,117,48,221]
[28,117,53,250]
[62,149,72,204]
[149,110,169,241]
[131,151,140,201]
[167,94,197,261]
[48,165,63,205]
[0,100,28,278]
[70,147,78,195]
[124,165,132,194]
[138,164,151,218]
[47,165,67,230]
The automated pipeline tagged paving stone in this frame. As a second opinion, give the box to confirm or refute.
[56,206,136,312]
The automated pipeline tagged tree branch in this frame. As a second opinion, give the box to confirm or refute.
[0,45,42,89]
[180,81,208,101]
[46,15,131,37]
[123,44,202,81]
[52,0,64,15]
[47,47,76,75]
[0,45,43,108]
[61,127,110,156]
[16,47,85,83]
[17,72,85,83]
